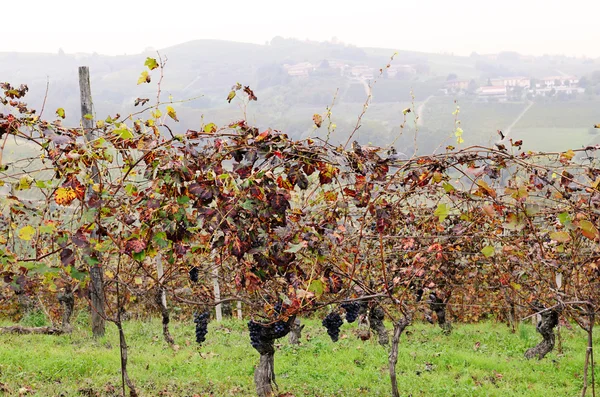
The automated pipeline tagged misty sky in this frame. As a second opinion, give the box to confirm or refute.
[4,0,599,57]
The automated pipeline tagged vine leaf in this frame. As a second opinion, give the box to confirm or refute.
[55,187,77,206]
[144,57,159,71]
[18,226,35,241]
[137,71,151,85]
[550,231,571,243]
[166,106,179,122]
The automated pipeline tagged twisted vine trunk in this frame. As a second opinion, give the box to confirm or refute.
[156,287,174,346]
[117,321,138,397]
[288,318,304,345]
[255,342,276,397]
[524,302,560,360]
[57,290,74,332]
[155,255,174,345]
[580,311,595,397]
[369,305,389,346]
[389,316,411,397]
[250,317,295,397]
[429,293,452,334]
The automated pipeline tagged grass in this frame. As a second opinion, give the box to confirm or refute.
[0,313,597,396]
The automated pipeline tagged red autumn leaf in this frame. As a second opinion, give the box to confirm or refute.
[125,239,146,254]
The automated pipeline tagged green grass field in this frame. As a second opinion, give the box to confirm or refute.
[0,313,597,396]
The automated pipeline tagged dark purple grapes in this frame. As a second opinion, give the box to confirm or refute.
[248,320,263,350]
[189,267,199,283]
[322,312,343,342]
[194,311,210,344]
[248,319,291,351]
[341,302,360,323]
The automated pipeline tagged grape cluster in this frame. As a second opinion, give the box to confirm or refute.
[189,267,199,283]
[322,312,343,342]
[248,320,263,350]
[248,319,291,351]
[272,320,289,339]
[193,311,210,344]
[341,302,360,323]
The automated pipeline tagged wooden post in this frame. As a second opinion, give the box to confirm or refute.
[79,66,105,338]
[212,266,222,322]
[237,300,242,320]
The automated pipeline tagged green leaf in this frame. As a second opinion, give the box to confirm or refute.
[153,232,169,249]
[558,212,571,226]
[18,225,36,241]
[83,113,94,120]
[16,176,33,190]
[308,279,325,298]
[115,125,133,140]
[240,200,255,211]
[550,231,571,243]
[124,184,137,196]
[177,195,190,205]
[56,108,65,119]
[39,224,56,234]
[442,182,455,193]
[481,245,495,258]
[144,57,159,70]
[70,266,88,281]
[132,250,146,261]
[434,203,450,222]
[203,123,217,134]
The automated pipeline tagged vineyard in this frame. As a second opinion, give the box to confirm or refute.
[0,57,599,396]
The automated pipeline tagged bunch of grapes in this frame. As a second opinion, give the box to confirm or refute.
[271,320,290,339]
[189,267,199,283]
[248,320,264,350]
[193,311,210,344]
[341,302,360,323]
[322,312,343,342]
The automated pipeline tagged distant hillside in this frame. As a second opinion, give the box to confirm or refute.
[1,38,599,152]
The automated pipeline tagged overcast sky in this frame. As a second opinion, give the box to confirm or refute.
[4,0,599,57]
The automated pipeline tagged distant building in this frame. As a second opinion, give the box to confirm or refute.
[283,62,315,77]
[350,65,374,80]
[538,76,579,87]
[490,77,531,88]
[476,86,507,101]
[387,64,416,78]
[444,79,471,90]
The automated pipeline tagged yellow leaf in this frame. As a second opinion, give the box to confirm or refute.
[137,71,151,85]
[54,187,77,206]
[560,149,575,161]
[18,225,36,241]
[166,106,179,122]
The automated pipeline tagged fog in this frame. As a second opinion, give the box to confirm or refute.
[4,0,600,57]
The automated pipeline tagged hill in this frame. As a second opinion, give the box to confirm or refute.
[1,38,599,152]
